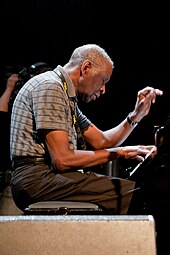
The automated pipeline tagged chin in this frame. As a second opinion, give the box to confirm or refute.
[78,93,90,103]
[85,96,93,103]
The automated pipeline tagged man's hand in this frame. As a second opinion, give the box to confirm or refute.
[108,145,157,162]
[131,86,163,122]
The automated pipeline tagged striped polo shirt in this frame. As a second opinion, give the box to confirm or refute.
[10,65,91,158]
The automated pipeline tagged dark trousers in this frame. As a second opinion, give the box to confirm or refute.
[11,158,136,214]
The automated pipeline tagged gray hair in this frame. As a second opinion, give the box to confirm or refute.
[68,44,114,70]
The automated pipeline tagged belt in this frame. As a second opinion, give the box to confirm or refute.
[12,156,47,168]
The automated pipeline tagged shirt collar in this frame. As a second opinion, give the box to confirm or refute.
[54,65,77,100]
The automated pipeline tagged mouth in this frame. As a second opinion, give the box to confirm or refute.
[91,94,98,100]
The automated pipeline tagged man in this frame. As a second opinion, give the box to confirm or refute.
[10,44,163,214]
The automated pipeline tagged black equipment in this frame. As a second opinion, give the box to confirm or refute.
[126,114,170,181]
[9,62,52,104]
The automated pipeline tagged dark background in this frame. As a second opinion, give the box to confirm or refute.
[1,2,170,253]
[0,0,170,145]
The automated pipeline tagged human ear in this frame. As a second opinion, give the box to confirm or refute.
[81,60,92,75]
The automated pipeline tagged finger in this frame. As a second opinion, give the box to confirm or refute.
[135,155,145,162]
[151,89,163,103]
[139,87,163,98]
[149,90,156,103]
[155,88,163,96]
[138,86,154,96]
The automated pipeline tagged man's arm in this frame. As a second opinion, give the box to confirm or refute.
[83,86,163,149]
[45,129,157,171]
[0,74,19,112]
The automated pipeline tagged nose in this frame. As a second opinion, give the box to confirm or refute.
[100,85,105,95]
